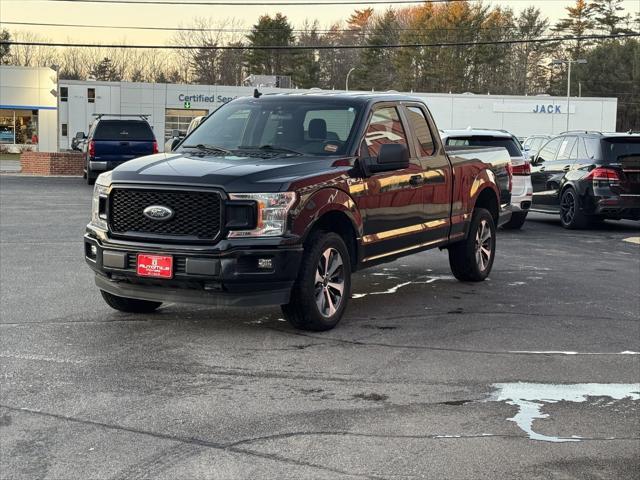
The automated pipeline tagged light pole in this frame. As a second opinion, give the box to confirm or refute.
[551,58,587,131]
[51,64,60,152]
[345,67,356,91]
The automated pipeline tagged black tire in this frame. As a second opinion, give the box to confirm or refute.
[100,290,162,313]
[502,211,528,230]
[281,231,351,331]
[448,208,496,282]
[559,187,588,229]
[86,169,96,185]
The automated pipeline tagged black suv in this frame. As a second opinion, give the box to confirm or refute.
[530,132,640,228]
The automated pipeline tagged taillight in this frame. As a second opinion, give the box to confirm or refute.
[512,162,531,176]
[88,140,95,158]
[506,162,513,192]
[152,140,159,154]
[586,167,620,187]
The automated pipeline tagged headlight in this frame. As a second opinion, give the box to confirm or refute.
[90,173,112,230]
[227,192,296,238]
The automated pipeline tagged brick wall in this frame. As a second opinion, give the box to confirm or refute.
[20,152,84,176]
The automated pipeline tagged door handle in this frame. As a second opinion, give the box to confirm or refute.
[409,175,423,186]
[563,165,570,172]
[539,166,545,172]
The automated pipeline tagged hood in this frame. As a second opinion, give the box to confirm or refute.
[109,152,352,192]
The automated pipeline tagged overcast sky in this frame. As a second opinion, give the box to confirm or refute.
[2,0,639,43]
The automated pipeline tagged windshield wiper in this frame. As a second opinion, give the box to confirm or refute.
[238,144,304,156]
[181,143,234,154]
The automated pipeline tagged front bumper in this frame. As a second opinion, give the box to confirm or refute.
[84,230,303,307]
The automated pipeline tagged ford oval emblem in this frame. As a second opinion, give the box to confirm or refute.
[143,205,174,221]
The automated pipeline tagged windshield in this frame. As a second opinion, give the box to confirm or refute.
[446,136,522,157]
[601,137,640,164]
[180,98,362,156]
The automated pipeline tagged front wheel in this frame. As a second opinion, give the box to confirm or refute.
[281,231,351,331]
[448,208,496,282]
[502,211,528,230]
[100,290,162,313]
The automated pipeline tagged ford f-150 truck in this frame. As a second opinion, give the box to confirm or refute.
[85,93,511,330]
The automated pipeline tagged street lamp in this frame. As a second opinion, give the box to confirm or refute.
[345,67,356,92]
[551,58,587,131]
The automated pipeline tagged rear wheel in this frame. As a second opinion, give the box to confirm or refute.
[86,160,96,185]
[100,290,162,313]
[281,231,351,331]
[502,211,528,230]
[448,208,496,282]
[559,188,588,229]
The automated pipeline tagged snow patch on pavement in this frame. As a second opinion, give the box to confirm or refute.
[489,382,640,443]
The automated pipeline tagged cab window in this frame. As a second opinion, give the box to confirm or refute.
[405,106,435,156]
[363,106,408,158]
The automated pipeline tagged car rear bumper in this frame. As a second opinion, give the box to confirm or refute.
[511,176,533,213]
[84,232,303,307]
[594,194,640,220]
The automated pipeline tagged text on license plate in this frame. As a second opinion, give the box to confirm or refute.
[137,254,173,278]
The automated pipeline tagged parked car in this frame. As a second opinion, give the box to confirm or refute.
[84,114,158,185]
[85,93,510,331]
[523,134,552,160]
[71,131,86,151]
[530,132,640,228]
[441,128,532,229]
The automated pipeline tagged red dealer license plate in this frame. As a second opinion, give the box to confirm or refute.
[137,254,173,279]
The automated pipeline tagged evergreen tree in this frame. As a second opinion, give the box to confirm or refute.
[292,21,322,89]
[0,30,11,65]
[590,0,628,34]
[553,0,595,59]
[358,9,400,90]
[90,57,119,81]
[245,14,295,77]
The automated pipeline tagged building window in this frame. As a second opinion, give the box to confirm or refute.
[62,124,68,137]
[60,87,68,102]
[88,88,95,103]
[0,109,39,145]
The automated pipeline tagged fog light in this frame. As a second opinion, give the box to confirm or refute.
[257,258,273,270]
[90,245,98,256]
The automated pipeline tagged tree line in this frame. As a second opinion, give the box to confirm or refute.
[1,0,639,129]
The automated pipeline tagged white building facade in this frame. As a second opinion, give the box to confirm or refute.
[0,66,58,152]
[0,65,617,153]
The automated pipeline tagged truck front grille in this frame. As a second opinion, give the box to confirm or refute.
[109,188,222,241]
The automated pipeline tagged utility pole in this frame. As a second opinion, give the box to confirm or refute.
[551,58,587,131]
[345,68,356,92]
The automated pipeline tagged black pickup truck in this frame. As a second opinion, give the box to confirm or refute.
[85,93,511,330]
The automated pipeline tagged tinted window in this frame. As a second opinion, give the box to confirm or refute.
[60,87,68,102]
[575,137,588,159]
[556,136,576,161]
[406,106,434,156]
[364,107,408,157]
[303,109,356,142]
[585,137,601,159]
[88,88,95,103]
[537,137,562,163]
[93,120,155,141]
[445,136,521,157]
[601,137,640,163]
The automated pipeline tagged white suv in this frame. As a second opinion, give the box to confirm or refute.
[441,128,533,229]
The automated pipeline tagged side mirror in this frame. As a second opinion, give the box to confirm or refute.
[171,138,180,150]
[75,132,84,139]
[362,143,410,175]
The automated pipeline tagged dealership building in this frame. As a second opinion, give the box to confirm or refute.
[1,66,620,153]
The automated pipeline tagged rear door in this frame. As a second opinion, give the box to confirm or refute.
[357,103,429,262]
[92,120,156,162]
[531,136,563,210]
[402,104,452,243]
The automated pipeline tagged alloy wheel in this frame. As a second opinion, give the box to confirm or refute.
[314,247,345,318]
[560,190,575,225]
[475,219,492,272]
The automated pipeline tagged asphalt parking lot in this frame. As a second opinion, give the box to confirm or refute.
[1,175,639,480]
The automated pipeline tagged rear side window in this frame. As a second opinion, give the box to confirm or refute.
[445,136,521,157]
[601,137,640,164]
[556,137,577,161]
[93,121,155,141]
[405,106,435,156]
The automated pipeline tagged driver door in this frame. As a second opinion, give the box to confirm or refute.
[356,104,427,262]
